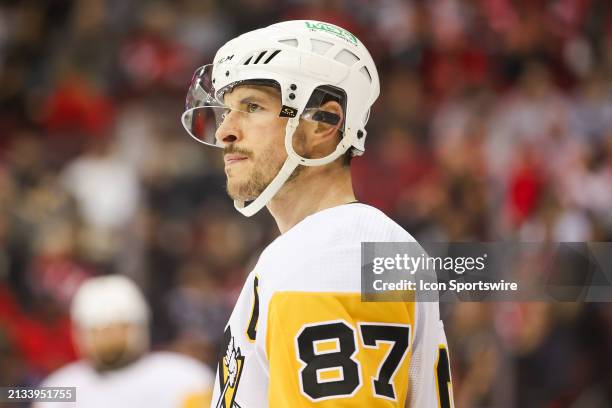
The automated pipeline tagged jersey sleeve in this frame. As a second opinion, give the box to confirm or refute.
[264,291,417,407]
[407,301,455,408]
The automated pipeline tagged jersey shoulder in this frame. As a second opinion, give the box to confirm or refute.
[292,203,414,244]
[40,360,93,387]
[337,203,415,242]
[263,203,413,254]
[256,204,415,292]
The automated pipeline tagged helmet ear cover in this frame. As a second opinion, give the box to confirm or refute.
[303,85,346,127]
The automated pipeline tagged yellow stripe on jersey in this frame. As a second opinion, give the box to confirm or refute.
[266,292,415,407]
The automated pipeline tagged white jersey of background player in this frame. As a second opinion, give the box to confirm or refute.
[182,20,454,407]
[35,275,213,408]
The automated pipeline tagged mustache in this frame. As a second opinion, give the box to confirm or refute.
[223,145,253,158]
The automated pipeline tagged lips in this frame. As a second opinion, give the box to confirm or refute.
[224,154,248,165]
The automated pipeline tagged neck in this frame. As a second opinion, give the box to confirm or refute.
[267,165,356,234]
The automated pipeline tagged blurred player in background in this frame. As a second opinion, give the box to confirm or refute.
[182,20,454,407]
[35,275,213,408]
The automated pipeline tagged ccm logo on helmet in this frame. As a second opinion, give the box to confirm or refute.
[218,54,235,64]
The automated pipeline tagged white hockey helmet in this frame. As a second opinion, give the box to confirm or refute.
[181,20,380,216]
[71,275,149,330]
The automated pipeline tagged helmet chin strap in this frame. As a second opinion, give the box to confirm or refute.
[233,115,351,217]
[234,118,300,217]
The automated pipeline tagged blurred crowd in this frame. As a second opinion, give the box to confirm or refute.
[0,0,611,407]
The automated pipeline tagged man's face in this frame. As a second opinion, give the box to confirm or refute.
[77,323,146,371]
[215,85,301,201]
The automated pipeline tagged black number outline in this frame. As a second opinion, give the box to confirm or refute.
[435,344,454,408]
[246,275,259,342]
[295,319,363,402]
[358,322,411,401]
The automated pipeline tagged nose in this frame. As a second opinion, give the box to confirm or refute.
[215,110,242,146]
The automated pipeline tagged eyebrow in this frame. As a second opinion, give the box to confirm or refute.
[235,85,280,103]
[223,85,281,108]
[239,95,268,105]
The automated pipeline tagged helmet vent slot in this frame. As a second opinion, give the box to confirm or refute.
[243,49,281,65]
[278,38,298,47]
[253,51,267,64]
[360,66,372,83]
[335,49,360,66]
[264,49,281,63]
[311,39,334,55]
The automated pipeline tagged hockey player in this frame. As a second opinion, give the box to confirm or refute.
[182,20,454,407]
[36,275,213,407]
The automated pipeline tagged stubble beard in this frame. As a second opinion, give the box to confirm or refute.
[226,129,307,202]
[227,163,272,201]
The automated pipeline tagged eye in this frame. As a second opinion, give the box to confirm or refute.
[246,102,262,113]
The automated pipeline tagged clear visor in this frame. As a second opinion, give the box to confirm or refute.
[181,65,224,147]
[181,64,344,148]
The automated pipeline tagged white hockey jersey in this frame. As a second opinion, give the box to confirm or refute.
[36,351,214,408]
[211,203,453,407]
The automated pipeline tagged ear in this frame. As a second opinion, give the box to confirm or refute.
[311,100,344,145]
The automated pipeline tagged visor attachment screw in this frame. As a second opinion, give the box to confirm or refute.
[290,84,297,90]
[289,93,296,100]
[357,130,364,139]
[225,71,229,77]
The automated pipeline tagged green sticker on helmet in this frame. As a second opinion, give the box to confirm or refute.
[305,21,358,45]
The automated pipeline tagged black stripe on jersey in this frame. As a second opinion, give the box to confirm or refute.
[246,276,259,341]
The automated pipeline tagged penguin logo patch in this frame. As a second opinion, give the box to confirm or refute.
[216,327,245,408]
